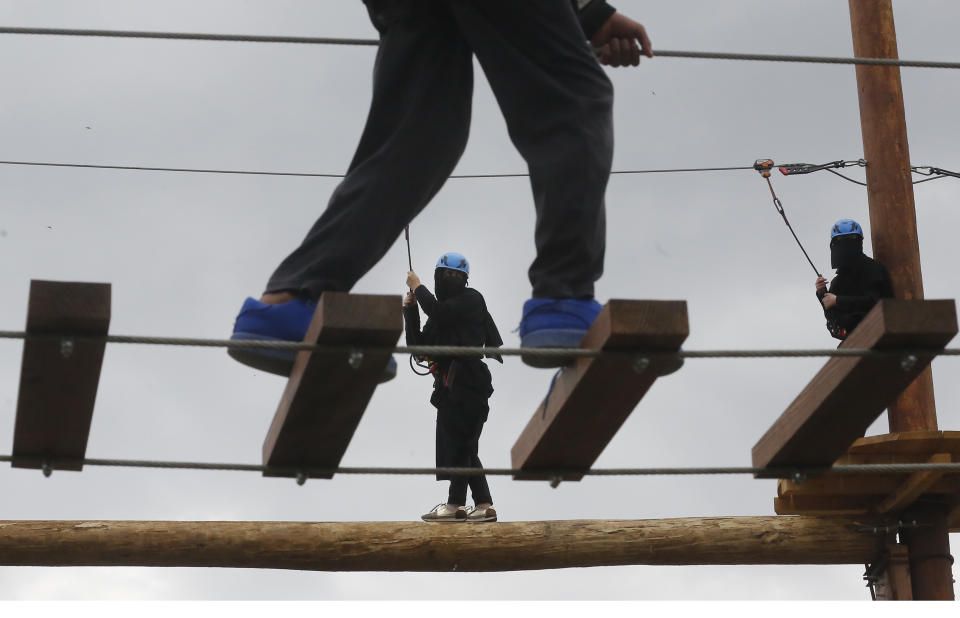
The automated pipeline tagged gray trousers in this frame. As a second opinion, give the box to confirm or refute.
[267,0,614,299]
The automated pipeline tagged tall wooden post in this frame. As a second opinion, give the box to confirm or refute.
[849,0,954,600]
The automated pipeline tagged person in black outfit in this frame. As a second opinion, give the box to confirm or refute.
[403,252,503,523]
[816,219,894,341]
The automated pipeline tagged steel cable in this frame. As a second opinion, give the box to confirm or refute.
[3,453,960,480]
[1,27,959,69]
[0,329,958,360]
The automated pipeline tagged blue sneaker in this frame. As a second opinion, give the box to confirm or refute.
[518,298,602,368]
[229,297,397,382]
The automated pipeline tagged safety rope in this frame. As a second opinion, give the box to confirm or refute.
[3,453,960,481]
[0,329,958,361]
[1,27,959,69]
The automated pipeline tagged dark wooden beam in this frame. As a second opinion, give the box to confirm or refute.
[511,300,688,480]
[752,299,956,471]
[262,292,401,479]
[0,517,883,570]
[12,280,111,472]
[874,454,951,515]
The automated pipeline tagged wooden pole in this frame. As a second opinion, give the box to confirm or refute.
[0,518,882,571]
[848,0,954,599]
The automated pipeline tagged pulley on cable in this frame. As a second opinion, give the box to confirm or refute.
[753,159,823,278]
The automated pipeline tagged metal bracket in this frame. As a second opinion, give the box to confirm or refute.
[347,348,364,370]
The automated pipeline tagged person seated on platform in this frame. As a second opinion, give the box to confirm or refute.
[403,253,503,523]
[816,219,894,341]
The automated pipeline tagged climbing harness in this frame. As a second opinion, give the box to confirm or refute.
[754,159,823,278]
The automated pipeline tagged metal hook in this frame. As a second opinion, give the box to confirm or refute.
[42,459,53,478]
[900,354,918,372]
[60,338,74,359]
[549,476,562,489]
[296,470,308,486]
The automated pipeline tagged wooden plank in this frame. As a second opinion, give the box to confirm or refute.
[875,454,951,514]
[0,517,883,570]
[774,495,876,516]
[511,300,688,480]
[262,292,401,478]
[778,474,960,498]
[847,431,960,457]
[752,299,956,471]
[12,280,111,472]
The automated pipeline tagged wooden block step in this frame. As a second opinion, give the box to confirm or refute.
[752,299,957,472]
[511,300,688,481]
[262,292,401,479]
[12,280,111,471]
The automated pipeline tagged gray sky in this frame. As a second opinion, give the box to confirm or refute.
[0,0,958,601]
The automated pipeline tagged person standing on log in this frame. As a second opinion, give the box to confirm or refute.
[816,219,894,341]
[228,1,653,375]
[403,253,503,523]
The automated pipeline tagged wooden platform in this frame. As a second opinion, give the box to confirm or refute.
[774,431,960,532]
[511,300,688,481]
[12,280,111,472]
[262,292,401,479]
[752,299,957,471]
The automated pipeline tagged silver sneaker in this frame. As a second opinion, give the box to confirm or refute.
[421,503,467,522]
[466,505,497,523]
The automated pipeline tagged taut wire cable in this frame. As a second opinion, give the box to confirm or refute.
[1,27,959,69]
[0,329,958,360]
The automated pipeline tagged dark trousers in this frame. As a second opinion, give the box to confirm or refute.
[436,393,492,506]
[267,0,613,299]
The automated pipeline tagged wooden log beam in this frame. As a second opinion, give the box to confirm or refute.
[511,300,688,480]
[0,517,883,571]
[875,453,951,515]
[262,292,401,479]
[752,299,956,471]
[12,280,111,472]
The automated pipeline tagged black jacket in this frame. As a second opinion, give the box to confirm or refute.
[819,253,894,340]
[404,285,502,405]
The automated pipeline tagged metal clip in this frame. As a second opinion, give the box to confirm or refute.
[900,354,918,372]
[347,348,364,370]
[60,338,74,359]
[632,357,650,374]
[42,459,53,478]
[296,470,308,486]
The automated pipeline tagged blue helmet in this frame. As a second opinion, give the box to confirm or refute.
[831,219,863,240]
[436,252,469,276]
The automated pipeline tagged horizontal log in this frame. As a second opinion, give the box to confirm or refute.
[0,517,882,571]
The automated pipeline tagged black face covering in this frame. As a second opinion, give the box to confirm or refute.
[830,235,863,270]
[435,269,467,301]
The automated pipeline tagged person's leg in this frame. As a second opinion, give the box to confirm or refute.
[448,0,613,300]
[266,1,474,298]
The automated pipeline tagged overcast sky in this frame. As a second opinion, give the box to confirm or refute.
[0,0,958,601]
